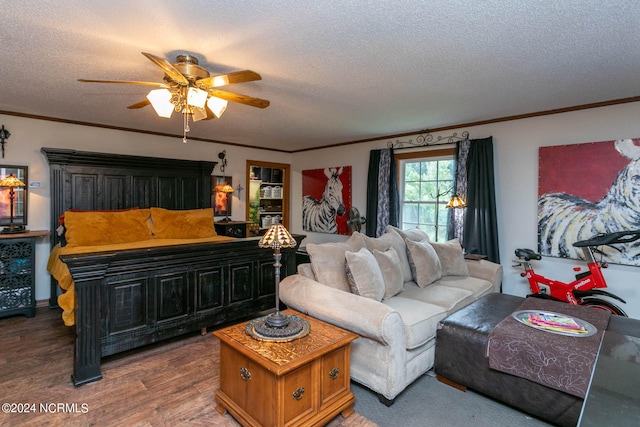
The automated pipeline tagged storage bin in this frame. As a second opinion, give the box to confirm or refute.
[271,186,282,199]
[263,186,272,198]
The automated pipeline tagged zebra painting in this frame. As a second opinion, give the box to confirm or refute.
[302,167,346,234]
[538,138,640,264]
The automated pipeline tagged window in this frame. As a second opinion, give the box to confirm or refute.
[397,149,455,242]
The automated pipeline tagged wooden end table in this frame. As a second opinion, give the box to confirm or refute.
[214,309,358,427]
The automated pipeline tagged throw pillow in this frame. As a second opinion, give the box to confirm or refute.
[362,229,413,283]
[387,225,430,242]
[430,239,469,277]
[306,232,366,292]
[63,209,152,247]
[150,207,217,239]
[345,248,385,301]
[373,247,404,299]
[405,238,442,287]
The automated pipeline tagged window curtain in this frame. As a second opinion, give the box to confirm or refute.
[366,148,399,237]
[451,137,500,263]
[448,139,470,244]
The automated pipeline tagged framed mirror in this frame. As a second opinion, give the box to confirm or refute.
[0,165,28,229]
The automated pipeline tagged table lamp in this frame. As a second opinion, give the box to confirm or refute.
[0,174,26,234]
[248,223,309,340]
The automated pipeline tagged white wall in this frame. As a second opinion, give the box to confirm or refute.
[1,114,291,302]
[5,102,640,318]
[291,101,640,319]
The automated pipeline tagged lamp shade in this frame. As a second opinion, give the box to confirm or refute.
[187,87,208,109]
[146,89,175,118]
[446,194,467,208]
[214,183,234,193]
[220,184,234,193]
[259,224,297,249]
[0,174,25,188]
[207,96,228,118]
[191,106,209,122]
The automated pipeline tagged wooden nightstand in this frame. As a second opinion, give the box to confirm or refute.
[214,310,358,426]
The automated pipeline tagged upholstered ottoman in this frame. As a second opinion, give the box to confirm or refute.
[434,293,583,427]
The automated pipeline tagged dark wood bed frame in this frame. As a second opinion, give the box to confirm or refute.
[42,148,301,386]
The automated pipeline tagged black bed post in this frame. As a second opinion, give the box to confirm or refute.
[67,262,108,386]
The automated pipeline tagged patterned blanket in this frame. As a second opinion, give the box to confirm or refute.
[486,297,610,398]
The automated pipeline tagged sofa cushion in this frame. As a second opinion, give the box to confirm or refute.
[387,225,430,242]
[306,232,366,292]
[400,281,475,313]
[437,275,494,299]
[430,238,469,277]
[364,229,413,283]
[405,239,442,287]
[345,248,385,301]
[297,263,315,279]
[382,297,447,350]
[373,247,404,300]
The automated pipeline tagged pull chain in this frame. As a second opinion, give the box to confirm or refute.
[183,112,190,143]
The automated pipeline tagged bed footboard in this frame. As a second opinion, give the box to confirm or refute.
[61,236,300,386]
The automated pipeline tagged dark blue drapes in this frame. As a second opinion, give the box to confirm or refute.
[366,148,399,237]
[462,137,500,263]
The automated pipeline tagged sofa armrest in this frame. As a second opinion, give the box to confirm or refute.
[280,274,404,346]
[465,259,503,292]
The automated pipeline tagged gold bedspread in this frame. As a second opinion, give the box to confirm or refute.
[47,236,235,326]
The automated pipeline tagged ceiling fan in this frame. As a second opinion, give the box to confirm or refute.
[78,52,269,141]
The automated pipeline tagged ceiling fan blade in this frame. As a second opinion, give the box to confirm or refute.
[127,99,151,109]
[141,52,189,86]
[197,70,262,88]
[207,88,270,109]
[78,79,166,87]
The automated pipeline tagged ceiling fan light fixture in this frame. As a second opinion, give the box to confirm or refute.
[191,106,209,122]
[146,89,174,118]
[187,87,208,109]
[207,96,228,118]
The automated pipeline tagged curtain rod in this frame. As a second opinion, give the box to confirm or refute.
[387,130,470,150]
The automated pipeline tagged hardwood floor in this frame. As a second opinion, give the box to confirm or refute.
[0,306,375,426]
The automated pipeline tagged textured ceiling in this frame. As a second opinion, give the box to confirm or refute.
[1,1,639,152]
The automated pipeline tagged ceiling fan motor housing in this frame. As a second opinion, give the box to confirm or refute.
[172,55,210,81]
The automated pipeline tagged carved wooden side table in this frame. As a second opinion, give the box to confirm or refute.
[214,309,358,427]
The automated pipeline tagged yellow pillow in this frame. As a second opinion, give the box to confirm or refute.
[64,209,152,247]
[151,207,217,239]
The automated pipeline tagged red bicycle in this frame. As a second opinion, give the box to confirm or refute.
[514,230,640,316]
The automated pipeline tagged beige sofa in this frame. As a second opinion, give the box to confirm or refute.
[279,226,503,404]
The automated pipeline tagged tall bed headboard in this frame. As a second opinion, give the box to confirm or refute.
[42,147,217,247]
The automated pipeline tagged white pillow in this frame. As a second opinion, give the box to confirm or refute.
[430,239,469,277]
[405,238,442,287]
[345,248,385,301]
[306,232,366,292]
[362,228,413,283]
[387,225,431,242]
[373,247,404,300]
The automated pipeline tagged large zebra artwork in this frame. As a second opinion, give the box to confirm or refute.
[303,167,346,234]
[538,138,640,264]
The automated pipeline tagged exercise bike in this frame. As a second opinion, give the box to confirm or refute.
[514,230,640,316]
